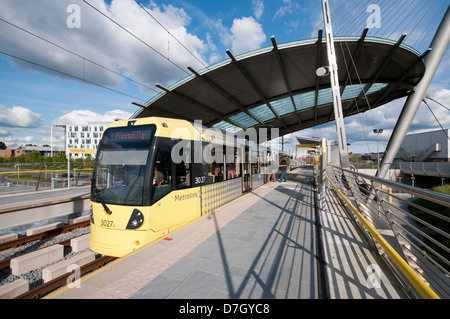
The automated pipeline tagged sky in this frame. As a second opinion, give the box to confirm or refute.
[0,0,449,155]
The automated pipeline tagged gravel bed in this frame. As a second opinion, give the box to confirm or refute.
[0,226,95,289]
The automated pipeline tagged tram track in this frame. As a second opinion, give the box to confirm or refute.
[15,255,116,299]
[0,219,90,252]
[0,218,103,298]
[0,231,87,271]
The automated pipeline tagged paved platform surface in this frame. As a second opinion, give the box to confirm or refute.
[320,187,407,299]
[48,169,408,299]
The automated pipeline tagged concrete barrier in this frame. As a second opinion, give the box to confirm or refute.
[11,244,64,276]
[0,190,90,229]
[69,214,90,224]
[0,233,18,245]
[71,234,90,252]
[42,251,95,283]
[26,222,64,236]
[0,279,29,299]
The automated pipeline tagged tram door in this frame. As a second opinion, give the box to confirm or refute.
[242,146,252,192]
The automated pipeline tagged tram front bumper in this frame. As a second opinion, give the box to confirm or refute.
[90,223,151,258]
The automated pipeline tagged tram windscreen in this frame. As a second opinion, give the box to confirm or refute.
[92,125,155,206]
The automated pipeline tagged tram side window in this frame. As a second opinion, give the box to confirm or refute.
[176,161,191,189]
[204,144,225,183]
[225,146,239,180]
[152,148,172,203]
[252,150,261,174]
[172,140,191,189]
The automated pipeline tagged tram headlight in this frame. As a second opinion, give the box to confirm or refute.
[126,209,144,230]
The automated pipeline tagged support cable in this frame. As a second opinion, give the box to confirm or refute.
[0,17,159,94]
[304,0,356,40]
[82,0,189,76]
[423,99,450,140]
[412,0,450,48]
[426,95,450,112]
[133,0,208,70]
[329,1,378,155]
[0,51,147,102]
[329,0,446,160]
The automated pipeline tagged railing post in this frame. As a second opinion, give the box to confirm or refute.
[318,138,328,212]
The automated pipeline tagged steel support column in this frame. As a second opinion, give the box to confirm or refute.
[378,5,450,179]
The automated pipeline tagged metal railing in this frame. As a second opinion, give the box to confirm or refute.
[326,165,449,299]
[0,162,93,191]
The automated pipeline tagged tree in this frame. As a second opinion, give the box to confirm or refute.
[25,150,43,163]
[53,152,67,163]
[0,141,6,150]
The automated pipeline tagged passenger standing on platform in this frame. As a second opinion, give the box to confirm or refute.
[279,157,287,182]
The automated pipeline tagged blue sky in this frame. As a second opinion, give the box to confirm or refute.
[0,0,449,154]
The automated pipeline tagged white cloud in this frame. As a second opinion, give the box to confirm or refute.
[274,0,302,20]
[53,109,132,126]
[208,53,222,65]
[229,17,266,55]
[0,129,12,136]
[0,0,208,91]
[0,105,44,128]
[0,134,36,148]
[252,0,264,20]
[22,136,35,143]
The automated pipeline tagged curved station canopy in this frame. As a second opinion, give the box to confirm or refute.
[132,30,427,137]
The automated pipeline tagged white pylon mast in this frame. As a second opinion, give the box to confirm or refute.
[320,0,350,168]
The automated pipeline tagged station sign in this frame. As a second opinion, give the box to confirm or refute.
[68,147,96,154]
[296,144,318,148]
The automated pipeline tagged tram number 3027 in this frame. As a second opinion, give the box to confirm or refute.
[194,176,206,185]
[101,219,115,228]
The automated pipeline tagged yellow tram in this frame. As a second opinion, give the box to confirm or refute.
[89,117,275,257]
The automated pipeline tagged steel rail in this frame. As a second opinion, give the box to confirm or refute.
[336,166,450,208]
[0,219,90,251]
[15,255,116,299]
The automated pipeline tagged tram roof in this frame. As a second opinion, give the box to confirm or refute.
[131,31,427,137]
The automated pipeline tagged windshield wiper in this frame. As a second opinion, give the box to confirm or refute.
[93,186,112,215]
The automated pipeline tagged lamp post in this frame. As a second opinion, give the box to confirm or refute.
[51,124,68,188]
[373,129,383,172]
[51,124,67,157]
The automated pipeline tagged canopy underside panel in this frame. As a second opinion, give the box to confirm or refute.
[133,33,426,137]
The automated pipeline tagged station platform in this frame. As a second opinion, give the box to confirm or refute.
[46,168,408,300]
[0,186,90,231]
[0,185,90,209]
